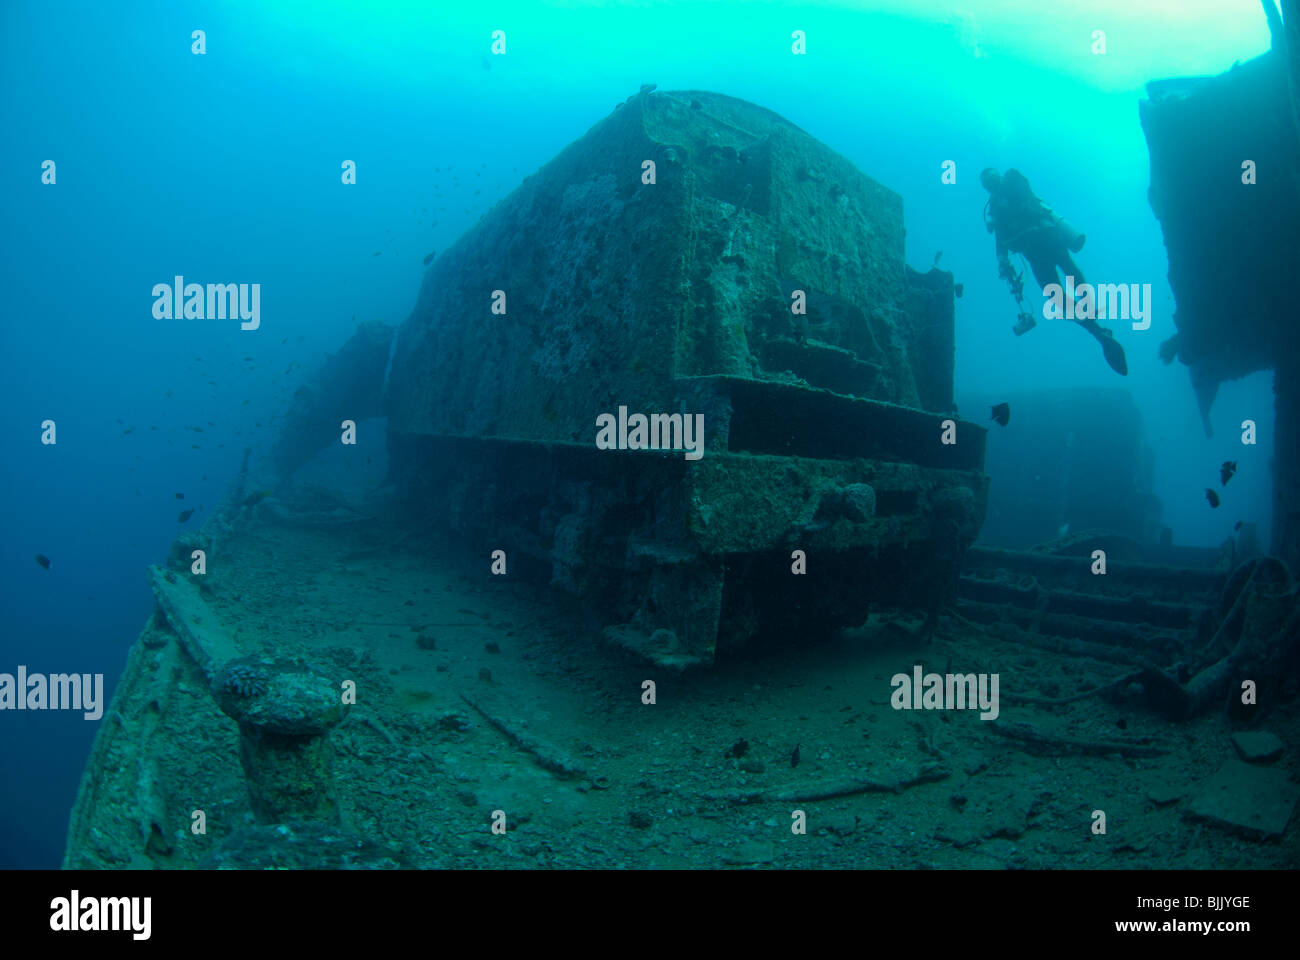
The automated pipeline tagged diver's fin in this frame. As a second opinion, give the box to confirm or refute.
[1099,332,1128,376]
[1080,320,1128,375]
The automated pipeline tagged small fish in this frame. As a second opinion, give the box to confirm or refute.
[954,283,963,298]
[790,743,801,768]
[990,402,1010,427]
[724,738,749,759]
[933,250,943,266]
[1220,460,1237,486]
[242,489,271,508]
[1205,488,1220,508]
[372,251,382,257]
[422,251,436,266]
[175,493,185,500]
[34,554,51,570]
[178,509,195,522]
[1234,520,1243,531]
[1057,522,1070,537]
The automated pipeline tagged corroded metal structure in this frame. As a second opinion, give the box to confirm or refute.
[1141,3,1300,572]
[384,90,988,666]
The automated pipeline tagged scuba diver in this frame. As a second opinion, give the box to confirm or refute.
[981,167,1127,376]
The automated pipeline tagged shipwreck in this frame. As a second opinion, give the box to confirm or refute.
[63,80,1300,872]
[1141,0,1300,573]
[274,88,988,668]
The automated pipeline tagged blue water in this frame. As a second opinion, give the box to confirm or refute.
[0,0,1276,867]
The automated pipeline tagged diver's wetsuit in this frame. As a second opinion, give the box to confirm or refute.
[983,168,1127,376]
[988,170,1085,290]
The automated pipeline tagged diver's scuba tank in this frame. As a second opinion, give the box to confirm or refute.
[1039,205,1085,253]
[1058,218,1085,253]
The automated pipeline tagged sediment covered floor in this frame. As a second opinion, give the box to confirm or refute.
[67,519,1300,869]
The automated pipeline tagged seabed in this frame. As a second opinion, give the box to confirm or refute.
[64,513,1300,869]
